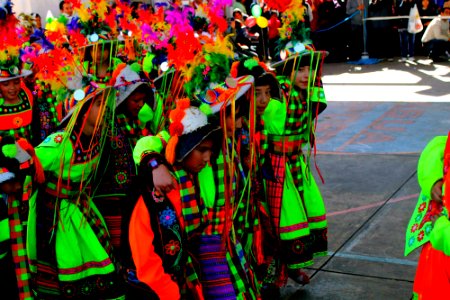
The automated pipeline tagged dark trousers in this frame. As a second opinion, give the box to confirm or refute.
[425,39,449,60]
[348,24,364,60]
[399,29,416,58]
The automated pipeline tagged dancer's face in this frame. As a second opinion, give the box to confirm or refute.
[255,85,271,115]
[125,91,145,118]
[0,79,21,104]
[294,66,315,90]
[182,139,213,173]
[82,94,104,136]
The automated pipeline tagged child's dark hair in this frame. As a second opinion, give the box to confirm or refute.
[59,1,66,11]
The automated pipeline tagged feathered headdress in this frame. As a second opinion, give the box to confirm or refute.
[74,0,117,43]
[183,35,235,99]
[0,3,31,82]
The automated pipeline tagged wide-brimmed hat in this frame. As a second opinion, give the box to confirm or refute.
[231,57,281,100]
[0,68,32,82]
[271,44,328,75]
[194,75,254,114]
[176,121,220,163]
[60,84,114,126]
[165,98,221,164]
[111,63,154,109]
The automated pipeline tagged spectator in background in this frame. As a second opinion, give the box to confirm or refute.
[233,7,247,22]
[367,0,396,60]
[234,19,252,48]
[59,0,74,19]
[31,13,43,32]
[267,10,281,61]
[315,0,349,62]
[233,0,248,16]
[247,15,269,61]
[303,0,315,29]
[346,0,366,60]
[421,3,450,62]
[396,0,418,61]
[416,0,439,55]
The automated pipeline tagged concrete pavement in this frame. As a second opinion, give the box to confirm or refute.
[281,56,450,299]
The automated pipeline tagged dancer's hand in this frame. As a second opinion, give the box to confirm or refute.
[431,180,443,203]
[152,164,176,194]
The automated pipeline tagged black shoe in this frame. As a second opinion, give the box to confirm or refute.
[261,283,281,300]
[432,57,447,62]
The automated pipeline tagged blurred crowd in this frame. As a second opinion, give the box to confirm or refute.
[225,0,449,62]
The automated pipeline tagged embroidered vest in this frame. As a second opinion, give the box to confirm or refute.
[95,116,139,196]
[0,84,34,141]
[141,186,185,283]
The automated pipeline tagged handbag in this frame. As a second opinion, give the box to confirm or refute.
[407,4,423,34]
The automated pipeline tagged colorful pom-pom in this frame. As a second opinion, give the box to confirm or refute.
[169,121,184,137]
[2,144,17,159]
[177,98,190,109]
[169,109,186,123]
[199,103,213,116]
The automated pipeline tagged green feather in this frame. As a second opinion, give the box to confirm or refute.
[143,53,155,73]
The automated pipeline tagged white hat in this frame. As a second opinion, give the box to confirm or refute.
[113,64,153,108]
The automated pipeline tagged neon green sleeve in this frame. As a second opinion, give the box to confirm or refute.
[262,99,286,135]
[133,131,170,165]
[417,136,447,198]
[35,132,70,173]
[310,86,327,115]
[429,216,450,255]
